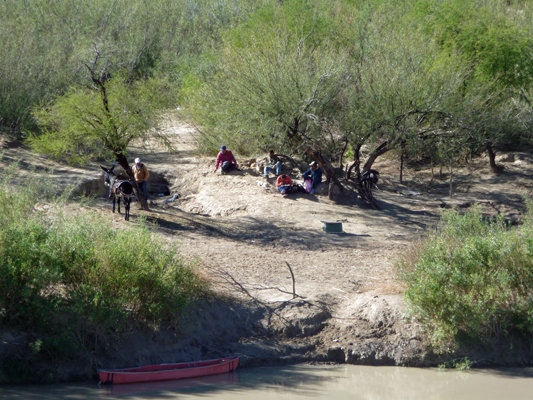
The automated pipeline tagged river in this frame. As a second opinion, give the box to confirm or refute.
[1,364,532,399]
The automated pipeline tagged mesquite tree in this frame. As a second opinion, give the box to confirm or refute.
[30,47,175,210]
[189,23,347,198]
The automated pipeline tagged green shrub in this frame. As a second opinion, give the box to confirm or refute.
[397,204,533,349]
[1,0,272,135]
[408,0,533,91]
[0,169,208,367]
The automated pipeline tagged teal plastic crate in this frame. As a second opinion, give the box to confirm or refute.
[322,221,343,233]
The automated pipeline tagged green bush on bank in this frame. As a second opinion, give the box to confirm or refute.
[0,170,208,376]
[397,204,533,350]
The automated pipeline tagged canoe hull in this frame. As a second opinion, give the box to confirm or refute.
[98,356,239,384]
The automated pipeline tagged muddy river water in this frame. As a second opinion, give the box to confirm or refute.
[1,364,532,399]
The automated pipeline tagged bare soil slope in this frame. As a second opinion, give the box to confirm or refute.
[2,117,532,377]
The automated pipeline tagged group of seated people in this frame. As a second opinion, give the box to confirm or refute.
[214,146,323,197]
[275,162,322,197]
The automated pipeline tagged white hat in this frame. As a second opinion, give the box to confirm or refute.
[135,158,141,164]
[309,161,318,167]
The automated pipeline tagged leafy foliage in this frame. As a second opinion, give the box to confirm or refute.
[0,168,208,375]
[409,0,533,92]
[397,205,533,350]
[188,0,533,172]
[29,73,175,164]
[188,20,346,156]
[0,0,271,134]
[4,0,533,168]
[339,11,472,151]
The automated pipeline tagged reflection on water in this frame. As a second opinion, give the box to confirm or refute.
[100,371,239,397]
[1,365,533,400]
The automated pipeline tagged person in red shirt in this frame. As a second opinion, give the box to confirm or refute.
[276,174,293,197]
[214,145,239,174]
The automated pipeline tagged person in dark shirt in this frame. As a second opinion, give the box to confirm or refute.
[302,161,323,194]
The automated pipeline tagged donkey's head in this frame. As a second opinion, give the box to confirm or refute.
[100,165,116,187]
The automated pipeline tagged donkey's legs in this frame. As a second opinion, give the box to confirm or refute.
[117,197,121,214]
[125,197,130,221]
[112,197,116,213]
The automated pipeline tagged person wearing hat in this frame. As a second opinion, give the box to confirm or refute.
[302,161,323,194]
[214,145,239,174]
[132,158,150,197]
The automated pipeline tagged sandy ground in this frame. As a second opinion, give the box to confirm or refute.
[2,116,532,376]
[126,118,531,305]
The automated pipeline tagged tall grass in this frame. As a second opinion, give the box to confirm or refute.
[0,168,208,381]
[397,204,533,351]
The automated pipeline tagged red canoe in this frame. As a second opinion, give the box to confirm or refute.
[98,356,239,385]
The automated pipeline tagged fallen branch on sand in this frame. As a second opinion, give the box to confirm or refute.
[204,263,305,304]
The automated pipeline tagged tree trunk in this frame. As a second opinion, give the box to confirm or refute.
[346,145,379,208]
[350,178,379,209]
[328,180,335,200]
[115,153,150,211]
[449,165,453,198]
[487,141,501,174]
[346,144,361,181]
[427,158,434,193]
[339,138,349,171]
[362,141,389,173]
[400,151,404,184]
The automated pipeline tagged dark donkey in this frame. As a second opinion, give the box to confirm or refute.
[101,164,134,221]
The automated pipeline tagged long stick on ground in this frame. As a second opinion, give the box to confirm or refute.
[205,265,305,300]
[285,262,296,299]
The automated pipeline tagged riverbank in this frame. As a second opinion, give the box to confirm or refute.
[1,119,532,383]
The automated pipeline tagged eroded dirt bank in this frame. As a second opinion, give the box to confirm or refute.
[2,119,533,381]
